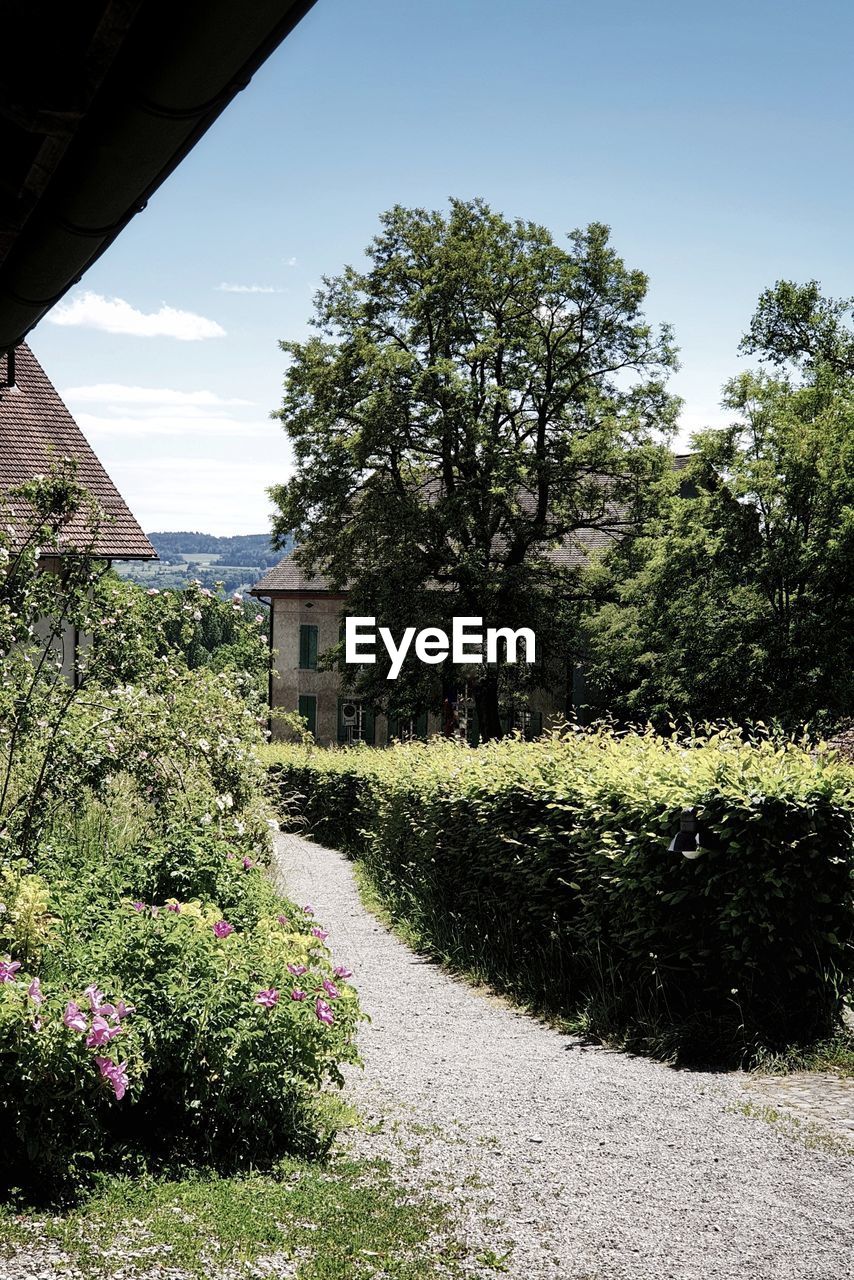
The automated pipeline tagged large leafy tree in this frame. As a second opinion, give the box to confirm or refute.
[583,283,854,728]
[270,199,678,736]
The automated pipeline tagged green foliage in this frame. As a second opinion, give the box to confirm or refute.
[270,198,678,736]
[92,574,270,703]
[0,781,362,1195]
[267,731,854,1064]
[0,473,361,1195]
[0,1156,472,1280]
[582,284,854,729]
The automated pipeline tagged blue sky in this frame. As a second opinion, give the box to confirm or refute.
[29,0,854,534]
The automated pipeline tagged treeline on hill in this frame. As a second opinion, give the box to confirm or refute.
[147,532,287,568]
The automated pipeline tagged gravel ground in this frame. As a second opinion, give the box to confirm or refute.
[271,831,854,1280]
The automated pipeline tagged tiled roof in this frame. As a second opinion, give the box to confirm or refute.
[251,526,623,596]
[250,459,691,598]
[251,557,335,594]
[0,345,155,560]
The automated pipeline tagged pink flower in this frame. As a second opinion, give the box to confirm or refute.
[0,958,21,983]
[86,1015,122,1048]
[315,998,334,1026]
[311,927,328,942]
[166,902,181,914]
[287,963,307,977]
[85,984,105,1012]
[277,914,288,926]
[26,978,43,1006]
[242,857,254,870]
[290,988,306,1001]
[63,1002,88,1033]
[213,920,234,938]
[302,904,315,916]
[131,901,146,912]
[113,1000,135,1022]
[322,979,339,1000]
[94,1057,129,1101]
[254,988,279,1009]
[146,588,159,596]
[31,1017,42,1033]
[333,966,353,979]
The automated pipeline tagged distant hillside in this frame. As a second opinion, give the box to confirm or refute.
[114,532,292,597]
[148,532,283,569]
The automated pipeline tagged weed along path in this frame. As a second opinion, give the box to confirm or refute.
[271,832,854,1280]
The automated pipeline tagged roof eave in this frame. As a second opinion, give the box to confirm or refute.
[0,0,317,356]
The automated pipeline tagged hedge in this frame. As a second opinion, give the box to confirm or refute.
[266,730,854,1062]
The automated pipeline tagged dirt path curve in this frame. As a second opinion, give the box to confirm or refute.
[271,832,854,1280]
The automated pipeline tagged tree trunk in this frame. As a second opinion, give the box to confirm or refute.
[475,673,503,741]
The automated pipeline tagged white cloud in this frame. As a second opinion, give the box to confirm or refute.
[215,282,282,294]
[100,456,294,536]
[47,291,225,340]
[62,383,254,408]
[284,256,298,267]
[76,411,272,439]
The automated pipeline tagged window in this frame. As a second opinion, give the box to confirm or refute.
[298,694,317,737]
[388,711,428,742]
[337,698,375,745]
[298,624,318,670]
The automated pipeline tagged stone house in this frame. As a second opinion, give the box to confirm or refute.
[250,533,610,747]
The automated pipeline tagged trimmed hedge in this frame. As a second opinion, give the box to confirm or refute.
[266,731,854,1062]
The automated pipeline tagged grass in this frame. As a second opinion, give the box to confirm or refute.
[750,1028,854,1078]
[729,1099,854,1157]
[0,1152,483,1280]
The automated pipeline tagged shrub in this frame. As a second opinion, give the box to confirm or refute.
[0,471,362,1194]
[0,836,361,1195]
[266,730,854,1063]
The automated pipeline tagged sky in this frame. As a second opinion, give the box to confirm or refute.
[27,0,854,536]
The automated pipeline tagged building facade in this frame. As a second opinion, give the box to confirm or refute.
[251,554,584,747]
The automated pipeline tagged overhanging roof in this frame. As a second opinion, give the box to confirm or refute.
[0,0,316,356]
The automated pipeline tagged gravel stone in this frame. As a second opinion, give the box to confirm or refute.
[271,830,854,1280]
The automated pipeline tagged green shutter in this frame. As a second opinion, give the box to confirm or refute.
[298,694,317,737]
[299,624,318,669]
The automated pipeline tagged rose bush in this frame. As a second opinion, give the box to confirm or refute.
[0,472,362,1194]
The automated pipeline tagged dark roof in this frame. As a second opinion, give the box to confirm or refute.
[251,557,334,594]
[0,344,155,559]
[0,0,316,355]
[251,526,622,597]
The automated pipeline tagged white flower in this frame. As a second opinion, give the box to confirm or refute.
[200,813,213,827]
[197,738,210,753]
[267,818,280,832]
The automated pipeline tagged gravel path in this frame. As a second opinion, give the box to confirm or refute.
[272,831,854,1280]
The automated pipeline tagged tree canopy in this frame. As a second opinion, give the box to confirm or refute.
[583,282,854,730]
[270,198,678,735]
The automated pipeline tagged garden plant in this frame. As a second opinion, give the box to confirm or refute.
[0,470,361,1196]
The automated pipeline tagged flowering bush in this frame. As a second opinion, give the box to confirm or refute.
[0,836,361,1191]
[0,473,362,1192]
